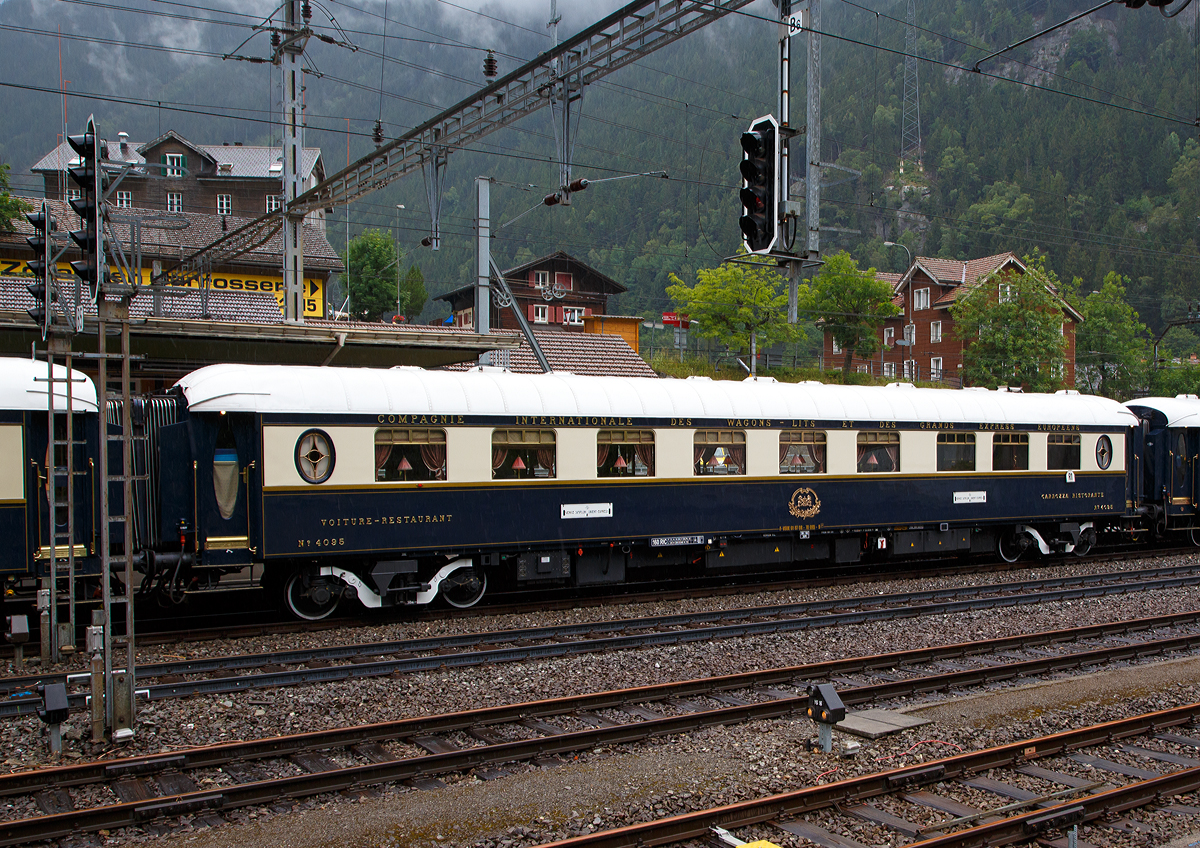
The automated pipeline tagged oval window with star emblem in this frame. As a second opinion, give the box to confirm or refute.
[295,429,335,484]
[1095,435,1113,470]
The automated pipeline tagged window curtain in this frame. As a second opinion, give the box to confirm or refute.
[694,445,707,468]
[492,447,508,471]
[728,445,745,473]
[537,448,556,475]
[597,444,610,468]
[375,443,393,471]
[421,444,446,479]
[779,443,789,465]
[213,448,239,520]
[634,444,654,476]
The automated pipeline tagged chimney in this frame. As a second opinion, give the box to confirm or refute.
[118,131,129,152]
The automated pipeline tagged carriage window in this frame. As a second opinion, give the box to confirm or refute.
[492,429,556,479]
[598,430,654,477]
[993,433,1029,470]
[937,432,975,471]
[375,428,446,481]
[857,432,900,473]
[694,430,746,476]
[1047,434,1081,470]
[780,431,826,474]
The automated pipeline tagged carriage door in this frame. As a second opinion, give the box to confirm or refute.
[206,414,253,561]
[1169,428,1194,518]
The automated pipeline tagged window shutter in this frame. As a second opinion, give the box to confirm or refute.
[160,154,167,172]
[527,304,536,320]
[181,155,188,174]
[584,307,592,316]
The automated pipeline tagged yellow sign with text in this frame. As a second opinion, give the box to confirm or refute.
[1,259,325,318]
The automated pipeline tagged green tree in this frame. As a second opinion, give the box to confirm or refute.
[666,253,801,368]
[345,229,401,322]
[800,251,899,379]
[1075,272,1149,399]
[400,265,427,320]
[0,164,29,232]
[950,256,1069,392]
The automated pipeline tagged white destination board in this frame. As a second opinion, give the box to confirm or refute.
[561,502,613,519]
[953,491,987,504]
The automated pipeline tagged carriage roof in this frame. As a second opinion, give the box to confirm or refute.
[0,358,99,412]
[176,364,1136,428]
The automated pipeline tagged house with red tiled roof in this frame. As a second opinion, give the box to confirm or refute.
[435,251,643,352]
[823,252,1081,386]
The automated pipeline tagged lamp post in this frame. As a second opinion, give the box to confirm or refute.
[884,241,914,378]
[395,204,405,317]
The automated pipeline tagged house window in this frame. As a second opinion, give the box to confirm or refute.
[166,192,182,213]
[694,430,745,476]
[902,360,913,379]
[375,428,446,481]
[563,307,585,326]
[554,272,573,292]
[937,432,975,471]
[66,188,80,202]
[914,288,930,310]
[115,190,131,208]
[266,194,282,212]
[165,153,184,178]
[533,305,548,324]
[993,433,1029,471]
[857,432,900,473]
[930,357,943,380]
[217,194,232,216]
[857,364,868,374]
[999,282,1014,303]
[883,327,894,346]
[534,270,549,289]
[930,321,942,343]
[597,430,654,477]
[831,337,841,355]
[1047,434,1081,470]
[780,431,825,474]
[883,362,896,378]
[492,429,556,479]
[904,324,916,344]
[458,307,473,327]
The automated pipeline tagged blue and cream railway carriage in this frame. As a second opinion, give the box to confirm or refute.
[168,364,1138,619]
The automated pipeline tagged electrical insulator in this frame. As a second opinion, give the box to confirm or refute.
[421,236,433,247]
[483,50,498,79]
[543,193,561,207]
[568,178,589,192]
[373,119,384,146]
[302,1,312,20]
[271,31,281,48]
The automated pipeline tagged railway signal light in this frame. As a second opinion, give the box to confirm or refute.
[67,116,106,300]
[24,202,56,336]
[739,114,780,255]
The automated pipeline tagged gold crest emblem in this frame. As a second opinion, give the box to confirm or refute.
[788,487,821,519]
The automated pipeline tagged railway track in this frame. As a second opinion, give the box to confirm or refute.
[539,703,1200,848]
[4,562,1200,718]
[4,546,1187,656]
[2,614,1200,845]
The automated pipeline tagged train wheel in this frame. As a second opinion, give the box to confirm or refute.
[284,570,340,621]
[996,531,1025,563]
[1073,527,1097,557]
[1190,528,1200,548]
[441,568,487,609]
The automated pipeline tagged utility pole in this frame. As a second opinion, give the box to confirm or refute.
[276,0,310,323]
[900,0,921,168]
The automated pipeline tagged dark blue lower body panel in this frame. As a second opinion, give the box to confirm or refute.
[260,472,1127,560]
